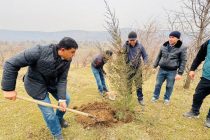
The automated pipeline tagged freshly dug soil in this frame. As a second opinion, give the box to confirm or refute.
[75,102,118,127]
[116,110,133,123]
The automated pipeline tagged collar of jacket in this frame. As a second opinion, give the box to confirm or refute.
[52,44,59,59]
[52,44,65,61]
[52,44,72,62]
[163,40,182,48]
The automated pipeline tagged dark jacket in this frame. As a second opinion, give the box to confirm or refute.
[91,54,105,69]
[190,40,210,80]
[123,41,148,68]
[1,44,70,100]
[153,40,187,75]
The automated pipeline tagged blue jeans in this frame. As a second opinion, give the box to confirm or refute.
[153,68,176,100]
[37,92,70,136]
[91,65,108,94]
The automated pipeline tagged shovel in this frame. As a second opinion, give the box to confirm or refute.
[16,95,97,119]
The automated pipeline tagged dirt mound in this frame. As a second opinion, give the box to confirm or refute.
[116,110,133,123]
[75,102,118,127]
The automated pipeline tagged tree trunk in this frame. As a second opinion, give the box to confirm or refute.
[183,74,191,89]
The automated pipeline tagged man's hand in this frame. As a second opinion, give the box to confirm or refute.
[59,101,67,112]
[175,74,182,80]
[3,91,17,101]
[189,71,195,80]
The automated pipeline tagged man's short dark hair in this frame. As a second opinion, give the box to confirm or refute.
[128,31,137,39]
[58,37,78,49]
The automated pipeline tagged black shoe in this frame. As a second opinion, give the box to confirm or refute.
[183,110,199,118]
[59,119,69,128]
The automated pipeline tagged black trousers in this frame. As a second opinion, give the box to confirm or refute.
[192,77,210,118]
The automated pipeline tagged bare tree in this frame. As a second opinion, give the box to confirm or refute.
[0,45,5,67]
[95,42,104,53]
[81,51,95,67]
[104,0,122,53]
[166,0,210,89]
[136,21,164,81]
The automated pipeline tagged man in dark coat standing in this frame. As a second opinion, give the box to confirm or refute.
[152,31,187,105]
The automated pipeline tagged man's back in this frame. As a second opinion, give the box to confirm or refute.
[2,44,70,100]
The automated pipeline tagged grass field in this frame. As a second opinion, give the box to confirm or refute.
[0,67,210,140]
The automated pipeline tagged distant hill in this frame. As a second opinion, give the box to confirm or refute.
[0,28,133,42]
[0,29,194,44]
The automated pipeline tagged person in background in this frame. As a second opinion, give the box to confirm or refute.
[183,39,210,128]
[122,31,148,106]
[91,50,113,96]
[152,31,187,105]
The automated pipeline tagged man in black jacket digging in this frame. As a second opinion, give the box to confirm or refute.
[1,37,78,140]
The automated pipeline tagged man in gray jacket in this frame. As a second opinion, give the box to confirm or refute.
[152,31,187,105]
[123,31,148,106]
[1,37,78,140]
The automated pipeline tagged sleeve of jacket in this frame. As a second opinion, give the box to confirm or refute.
[153,48,162,68]
[56,63,70,100]
[140,45,148,64]
[91,57,97,67]
[177,47,187,75]
[190,40,208,71]
[1,46,41,91]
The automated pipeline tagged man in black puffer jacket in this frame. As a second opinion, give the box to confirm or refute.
[152,31,187,105]
[1,37,78,140]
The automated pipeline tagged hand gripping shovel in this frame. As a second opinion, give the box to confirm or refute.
[16,95,97,119]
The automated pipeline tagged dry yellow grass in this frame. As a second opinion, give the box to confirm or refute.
[0,67,209,140]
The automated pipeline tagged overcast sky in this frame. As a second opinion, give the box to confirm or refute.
[0,0,183,32]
